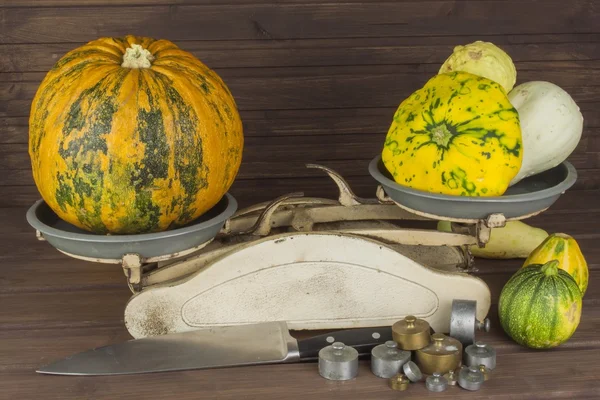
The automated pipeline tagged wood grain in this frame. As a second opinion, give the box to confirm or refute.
[3,63,600,84]
[5,347,600,400]
[2,39,600,72]
[2,68,599,119]
[1,0,594,6]
[1,2,598,44]
[1,1,599,398]
[2,306,600,372]
[1,330,599,399]
[0,289,130,330]
[0,326,134,371]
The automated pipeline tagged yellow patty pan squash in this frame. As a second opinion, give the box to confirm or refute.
[439,41,517,93]
[382,71,523,197]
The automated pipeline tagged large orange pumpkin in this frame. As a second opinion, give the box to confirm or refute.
[28,35,243,234]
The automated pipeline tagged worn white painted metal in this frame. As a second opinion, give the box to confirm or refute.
[124,232,490,339]
[143,220,469,288]
[115,164,497,337]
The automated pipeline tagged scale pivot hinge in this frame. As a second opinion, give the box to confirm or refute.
[35,230,46,241]
[475,213,506,247]
[375,185,395,204]
[484,213,506,228]
[459,246,476,273]
[122,253,143,293]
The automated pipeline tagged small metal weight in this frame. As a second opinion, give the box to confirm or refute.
[458,365,485,391]
[370,340,411,378]
[464,341,497,370]
[444,368,458,386]
[318,342,358,381]
[388,374,410,391]
[415,333,462,375]
[479,365,491,381]
[402,361,423,382]
[392,315,431,350]
[449,299,491,345]
[426,372,448,392]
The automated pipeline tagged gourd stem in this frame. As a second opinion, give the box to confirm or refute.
[553,233,572,239]
[121,44,155,69]
[541,260,560,277]
[431,124,453,148]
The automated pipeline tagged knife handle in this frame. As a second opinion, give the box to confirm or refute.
[297,326,393,360]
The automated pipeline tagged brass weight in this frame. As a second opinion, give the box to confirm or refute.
[388,374,410,391]
[391,315,431,350]
[415,333,462,375]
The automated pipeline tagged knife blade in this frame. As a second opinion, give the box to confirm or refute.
[36,321,393,376]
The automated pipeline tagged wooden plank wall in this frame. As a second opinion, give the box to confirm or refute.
[1,0,599,209]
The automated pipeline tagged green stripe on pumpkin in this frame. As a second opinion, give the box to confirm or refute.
[498,269,539,335]
[55,70,127,233]
[154,72,208,226]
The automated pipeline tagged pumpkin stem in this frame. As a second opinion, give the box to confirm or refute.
[541,260,560,277]
[121,44,155,69]
[431,124,453,148]
[553,233,572,239]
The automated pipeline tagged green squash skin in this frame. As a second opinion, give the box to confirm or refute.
[498,262,582,349]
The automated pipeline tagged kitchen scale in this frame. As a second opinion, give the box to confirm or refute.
[26,155,577,339]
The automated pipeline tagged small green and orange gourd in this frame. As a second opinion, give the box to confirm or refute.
[524,233,589,296]
[29,35,243,235]
[498,260,582,349]
[381,71,523,197]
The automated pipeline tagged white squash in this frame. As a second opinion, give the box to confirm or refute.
[508,81,583,186]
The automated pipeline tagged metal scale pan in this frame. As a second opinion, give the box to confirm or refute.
[26,193,238,263]
[369,155,577,223]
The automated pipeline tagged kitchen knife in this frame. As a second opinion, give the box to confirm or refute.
[36,321,393,376]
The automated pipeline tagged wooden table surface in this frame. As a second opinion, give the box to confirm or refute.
[1,2,599,397]
[2,190,599,399]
